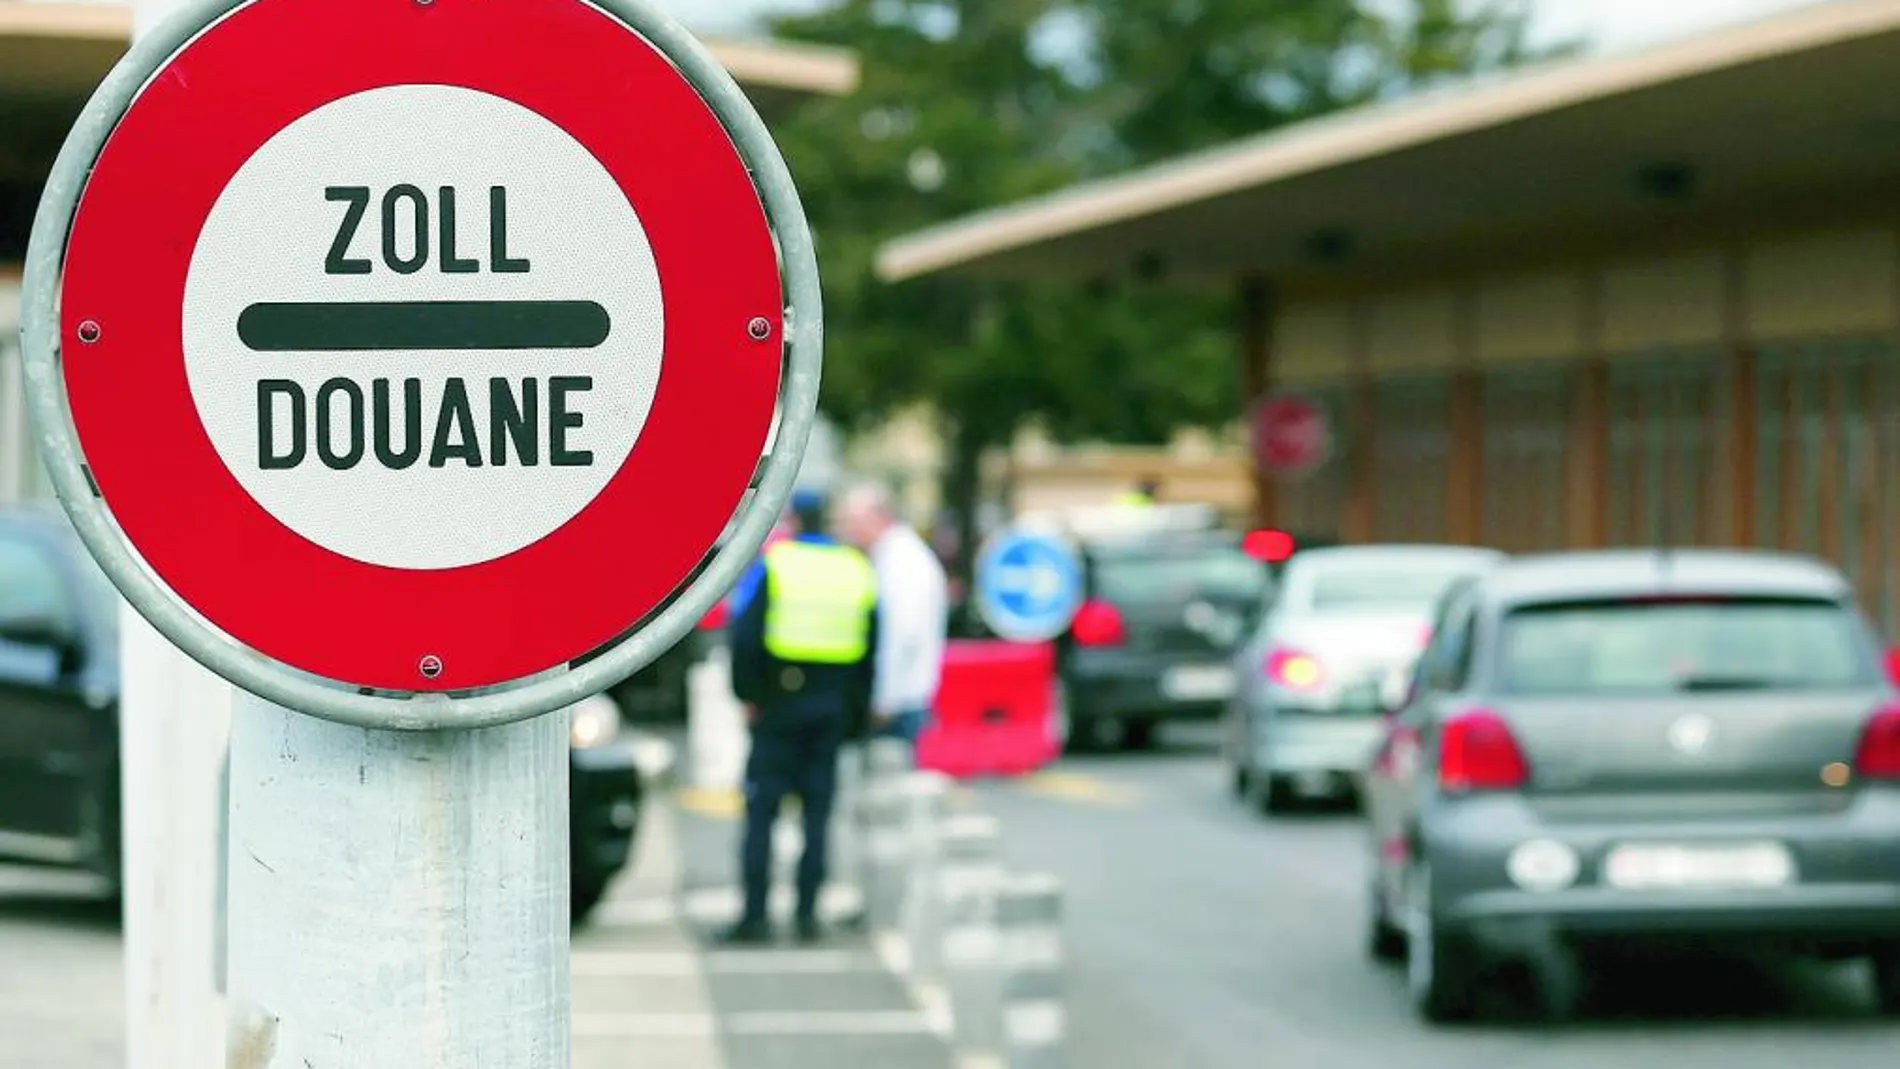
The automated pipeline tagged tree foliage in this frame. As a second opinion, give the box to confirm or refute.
[761,0,1566,544]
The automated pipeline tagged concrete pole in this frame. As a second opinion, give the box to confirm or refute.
[120,13,231,1069]
[225,693,571,1067]
[120,608,232,1069]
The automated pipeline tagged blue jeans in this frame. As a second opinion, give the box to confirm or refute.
[876,708,927,745]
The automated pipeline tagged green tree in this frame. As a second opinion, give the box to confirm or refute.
[1081,0,1568,167]
[762,0,1563,586]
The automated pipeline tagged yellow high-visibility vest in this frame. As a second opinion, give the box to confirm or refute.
[1112,491,1153,508]
[762,540,877,664]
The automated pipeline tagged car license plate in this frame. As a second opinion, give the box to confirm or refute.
[1161,665,1235,701]
[1602,842,1795,890]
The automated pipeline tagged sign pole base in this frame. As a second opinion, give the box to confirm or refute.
[120,603,231,1069]
[224,691,571,1068]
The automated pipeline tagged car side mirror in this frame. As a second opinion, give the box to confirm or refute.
[0,604,79,655]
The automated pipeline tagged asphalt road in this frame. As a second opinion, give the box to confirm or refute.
[976,726,1900,1069]
[0,869,123,1069]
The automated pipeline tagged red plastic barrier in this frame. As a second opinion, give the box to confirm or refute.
[916,640,1060,779]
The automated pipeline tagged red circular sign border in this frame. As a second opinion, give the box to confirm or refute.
[59,0,784,692]
[1250,392,1332,477]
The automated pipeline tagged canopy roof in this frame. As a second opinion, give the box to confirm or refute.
[876,0,1900,287]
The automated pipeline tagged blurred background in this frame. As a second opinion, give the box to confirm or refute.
[7,1,1900,1068]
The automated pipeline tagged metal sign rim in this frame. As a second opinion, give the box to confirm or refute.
[973,528,1085,644]
[18,0,822,732]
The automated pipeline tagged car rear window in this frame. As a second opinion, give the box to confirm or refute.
[1093,547,1267,604]
[1497,596,1875,695]
[1307,566,1473,614]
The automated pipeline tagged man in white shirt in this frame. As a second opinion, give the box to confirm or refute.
[836,479,949,748]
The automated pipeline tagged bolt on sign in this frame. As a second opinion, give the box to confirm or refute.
[21,0,823,729]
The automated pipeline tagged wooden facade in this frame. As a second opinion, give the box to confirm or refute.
[1256,223,1900,635]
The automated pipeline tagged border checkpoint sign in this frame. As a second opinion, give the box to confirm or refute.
[975,528,1085,643]
[21,0,823,730]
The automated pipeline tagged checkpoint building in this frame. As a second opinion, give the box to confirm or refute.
[0,0,858,503]
[879,0,1900,634]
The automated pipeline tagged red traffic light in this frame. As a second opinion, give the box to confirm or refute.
[1243,528,1296,563]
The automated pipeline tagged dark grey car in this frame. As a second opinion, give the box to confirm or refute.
[1058,528,1271,752]
[1364,549,1900,1023]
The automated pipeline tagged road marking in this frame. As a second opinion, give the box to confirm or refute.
[1014,770,1139,806]
[873,931,954,1039]
[675,786,744,819]
[678,884,864,924]
[574,1013,717,1038]
[728,1010,935,1036]
[587,884,868,930]
[676,786,826,822]
[574,948,885,976]
[573,1010,935,1038]
[589,895,679,927]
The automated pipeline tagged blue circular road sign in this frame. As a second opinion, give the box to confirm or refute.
[975,529,1085,643]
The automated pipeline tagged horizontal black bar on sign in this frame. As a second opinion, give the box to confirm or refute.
[236,300,612,352]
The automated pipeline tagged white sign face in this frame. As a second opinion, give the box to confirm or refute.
[184,85,664,570]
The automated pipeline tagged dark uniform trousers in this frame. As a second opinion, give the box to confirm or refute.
[741,701,850,924]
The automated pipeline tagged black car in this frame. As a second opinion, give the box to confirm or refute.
[0,505,643,925]
[1057,526,1275,751]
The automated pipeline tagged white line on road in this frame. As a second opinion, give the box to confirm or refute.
[574,948,887,976]
[588,884,867,930]
[727,1010,936,1036]
[573,1010,935,1038]
[574,1013,719,1038]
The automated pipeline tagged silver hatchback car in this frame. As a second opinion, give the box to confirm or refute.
[1364,549,1900,1023]
[1225,545,1504,813]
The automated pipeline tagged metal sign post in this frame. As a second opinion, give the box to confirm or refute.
[21,0,821,1064]
[117,2,238,1067]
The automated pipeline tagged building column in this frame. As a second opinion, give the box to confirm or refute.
[1238,276,1276,530]
[1566,265,1607,548]
[1445,285,1482,545]
[1342,297,1376,543]
[1722,246,1757,548]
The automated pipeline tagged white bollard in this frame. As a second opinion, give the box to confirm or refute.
[855,739,919,930]
[867,736,915,779]
[686,644,748,791]
[998,873,1066,1069]
[938,814,1004,1058]
[898,771,952,976]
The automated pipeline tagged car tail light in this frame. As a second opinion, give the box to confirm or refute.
[1242,528,1296,563]
[1438,709,1529,793]
[1855,703,1900,781]
[1265,647,1325,690]
[1071,600,1126,647]
[1886,649,1900,687]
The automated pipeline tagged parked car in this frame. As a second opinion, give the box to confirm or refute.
[1363,549,1900,1023]
[0,504,645,925]
[1224,544,1503,813]
[1056,524,1274,751]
